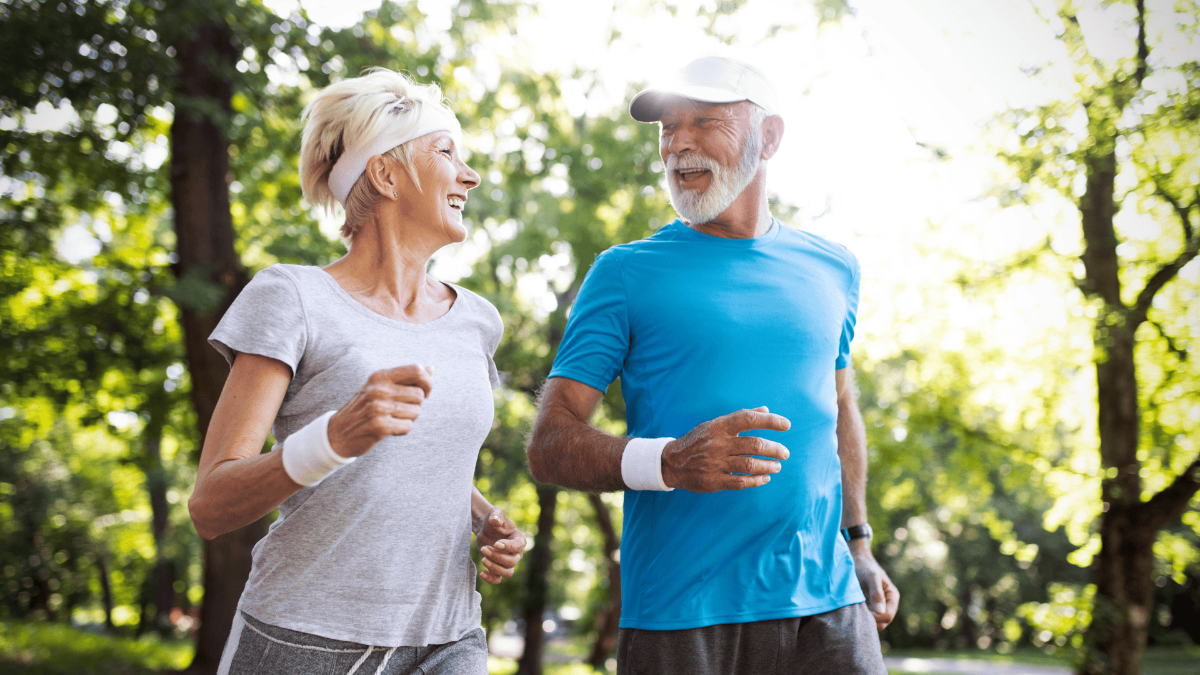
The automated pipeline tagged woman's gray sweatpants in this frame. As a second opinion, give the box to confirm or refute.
[217,611,488,675]
[616,602,888,675]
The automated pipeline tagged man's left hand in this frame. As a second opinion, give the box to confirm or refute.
[474,507,527,585]
[850,541,899,631]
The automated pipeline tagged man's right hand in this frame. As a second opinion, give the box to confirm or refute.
[661,406,791,492]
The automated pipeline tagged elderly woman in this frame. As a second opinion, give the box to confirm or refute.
[188,69,525,675]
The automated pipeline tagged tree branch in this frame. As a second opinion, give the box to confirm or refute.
[1050,3,1105,77]
[952,236,1054,292]
[1136,453,1200,533]
[1131,242,1199,326]
[1150,320,1189,362]
[1130,184,1200,326]
[587,493,619,555]
[1153,178,1194,243]
[1134,0,1148,88]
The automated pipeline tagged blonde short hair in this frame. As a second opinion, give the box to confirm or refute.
[300,69,458,241]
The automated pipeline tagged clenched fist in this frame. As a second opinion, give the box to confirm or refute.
[327,364,434,458]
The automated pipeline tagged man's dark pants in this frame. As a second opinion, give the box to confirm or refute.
[616,602,887,675]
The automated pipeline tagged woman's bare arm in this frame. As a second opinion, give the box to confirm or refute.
[188,353,298,540]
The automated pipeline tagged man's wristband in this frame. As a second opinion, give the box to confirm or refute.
[841,524,873,542]
[621,437,675,491]
[281,411,355,486]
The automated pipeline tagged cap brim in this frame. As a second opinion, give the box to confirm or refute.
[629,86,749,122]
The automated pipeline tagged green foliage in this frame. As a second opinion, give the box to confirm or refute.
[0,413,117,621]
[0,620,191,674]
[1019,583,1094,656]
[858,345,1091,651]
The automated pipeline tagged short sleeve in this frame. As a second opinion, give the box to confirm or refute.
[481,296,504,390]
[548,249,630,392]
[208,265,307,374]
[835,253,860,370]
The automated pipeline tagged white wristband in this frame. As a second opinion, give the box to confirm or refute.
[621,437,675,491]
[281,411,354,486]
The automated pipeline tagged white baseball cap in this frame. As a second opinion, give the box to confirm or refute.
[629,56,780,123]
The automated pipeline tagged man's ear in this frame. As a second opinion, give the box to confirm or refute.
[364,155,402,200]
[760,115,785,161]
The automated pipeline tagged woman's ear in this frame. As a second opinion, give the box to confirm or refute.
[364,155,400,200]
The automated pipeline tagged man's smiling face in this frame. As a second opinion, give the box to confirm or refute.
[658,99,762,225]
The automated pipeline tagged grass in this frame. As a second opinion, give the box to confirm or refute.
[0,621,192,675]
[1137,646,1200,675]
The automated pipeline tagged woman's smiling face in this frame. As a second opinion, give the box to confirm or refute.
[402,131,480,244]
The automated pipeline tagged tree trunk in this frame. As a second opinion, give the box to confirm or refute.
[167,17,263,674]
[1084,306,1147,675]
[97,551,114,632]
[137,571,154,638]
[516,485,558,675]
[144,402,176,636]
[1088,507,1155,675]
[959,585,976,649]
[1074,130,1200,672]
[1076,130,1147,675]
[587,493,621,671]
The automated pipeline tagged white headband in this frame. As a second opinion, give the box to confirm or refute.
[328,104,461,207]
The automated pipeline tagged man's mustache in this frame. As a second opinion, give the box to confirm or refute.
[666,153,719,173]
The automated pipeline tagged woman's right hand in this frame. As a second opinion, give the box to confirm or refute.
[327,364,435,458]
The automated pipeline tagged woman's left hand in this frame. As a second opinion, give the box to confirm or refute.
[475,507,527,585]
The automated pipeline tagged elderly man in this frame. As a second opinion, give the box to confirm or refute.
[527,57,898,674]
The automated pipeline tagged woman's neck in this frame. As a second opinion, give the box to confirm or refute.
[323,213,455,323]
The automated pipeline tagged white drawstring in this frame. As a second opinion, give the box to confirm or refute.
[345,647,373,675]
[345,645,398,675]
[374,647,398,675]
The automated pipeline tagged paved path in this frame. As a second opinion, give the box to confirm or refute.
[884,656,1071,675]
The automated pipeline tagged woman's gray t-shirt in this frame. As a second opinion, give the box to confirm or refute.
[208,264,502,647]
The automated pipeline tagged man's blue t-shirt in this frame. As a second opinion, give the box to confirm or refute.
[548,218,866,630]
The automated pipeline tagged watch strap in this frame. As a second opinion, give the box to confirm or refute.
[841,523,873,542]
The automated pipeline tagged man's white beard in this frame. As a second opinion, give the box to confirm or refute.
[666,126,761,225]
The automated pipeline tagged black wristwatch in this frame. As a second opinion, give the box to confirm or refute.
[841,524,872,542]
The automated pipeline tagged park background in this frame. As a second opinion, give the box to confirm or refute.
[0,0,1198,673]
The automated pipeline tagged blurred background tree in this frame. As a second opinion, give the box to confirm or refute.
[986,1,1199,673]
[0,0,1196,674]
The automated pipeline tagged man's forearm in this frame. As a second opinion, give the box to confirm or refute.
[835,368,869,529]
[527,378,628,492]
[528,415,628,492]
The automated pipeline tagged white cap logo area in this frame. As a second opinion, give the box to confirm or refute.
[629,56,780,123]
